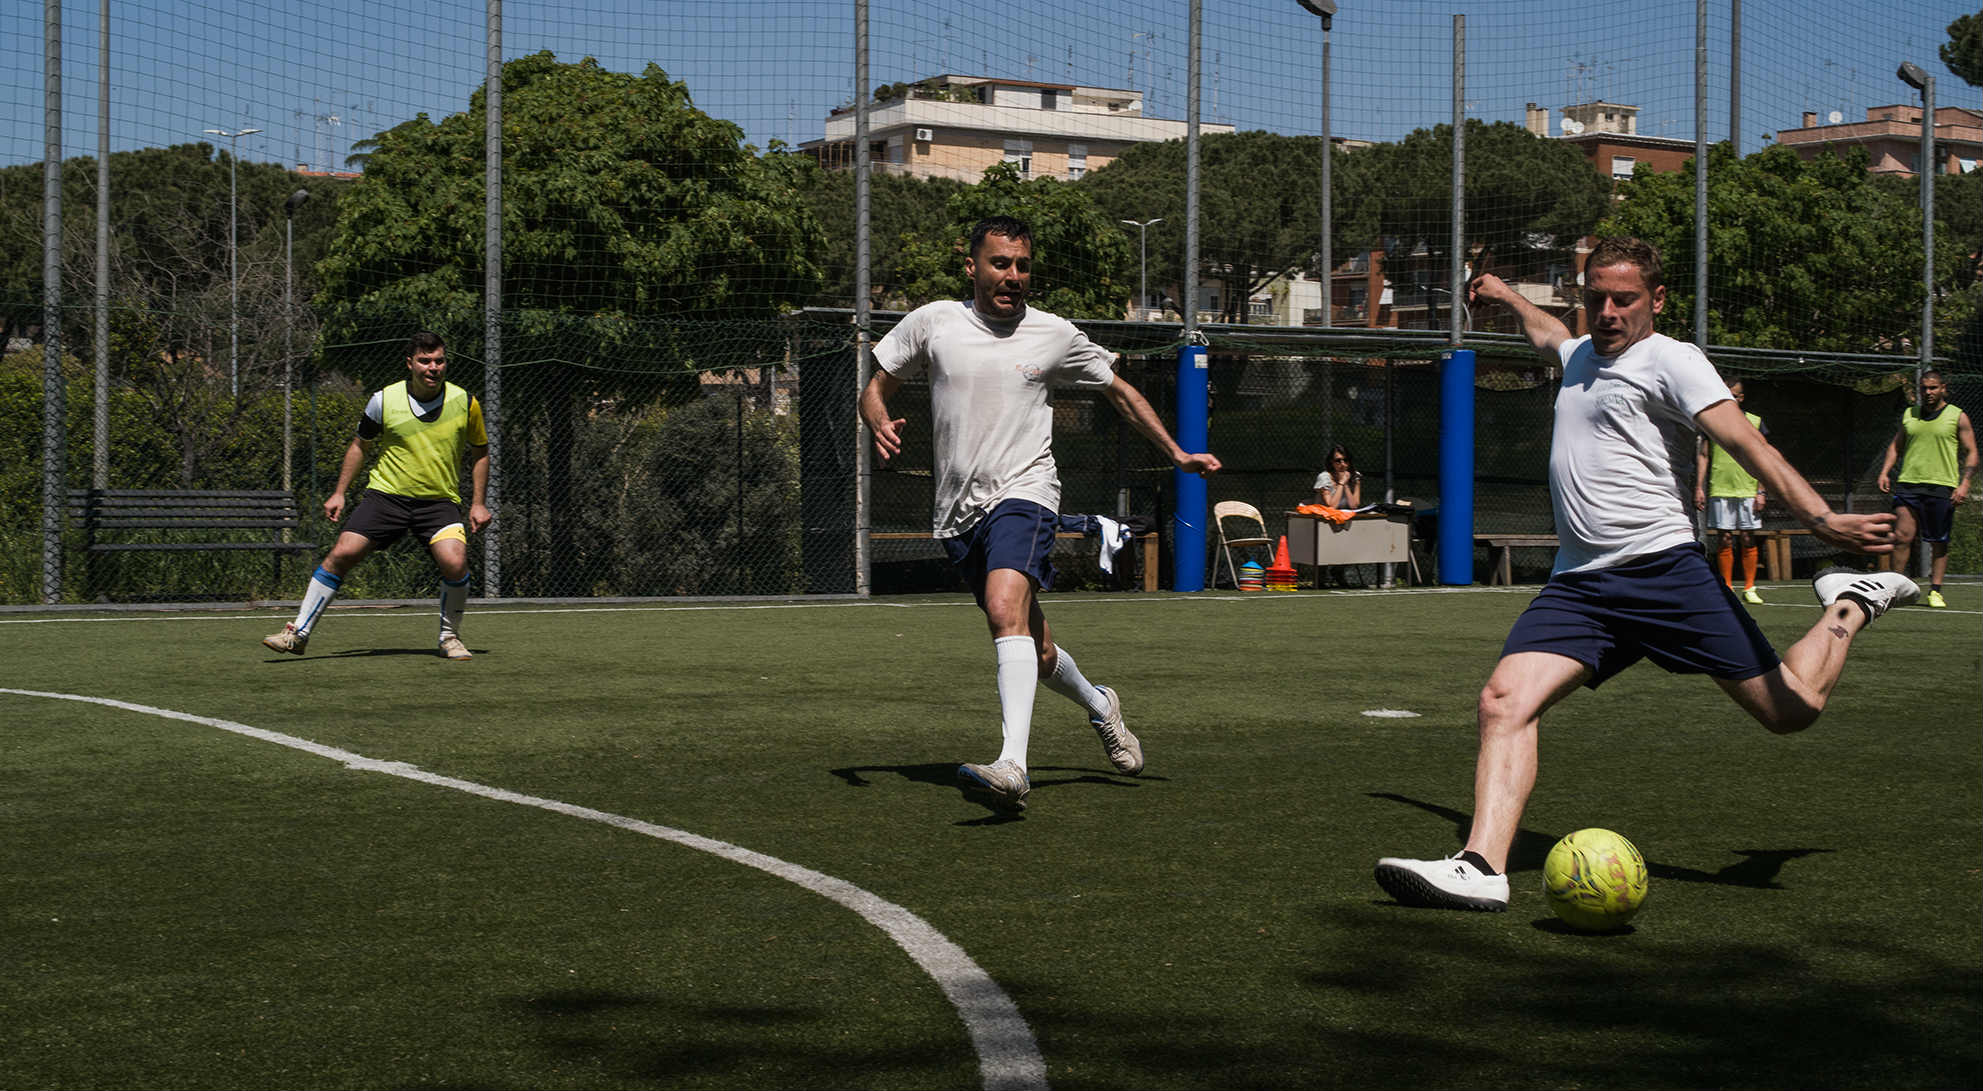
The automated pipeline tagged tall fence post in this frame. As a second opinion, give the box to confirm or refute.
[853,0,872,597]
[93,0,108,491]
[482,0,504,598]
[1693,0,1708,346]
[43,0,65,605]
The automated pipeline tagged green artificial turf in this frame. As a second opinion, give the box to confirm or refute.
[3,584,1979,1088]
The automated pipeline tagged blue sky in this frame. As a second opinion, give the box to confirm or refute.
[3,0,1972,171]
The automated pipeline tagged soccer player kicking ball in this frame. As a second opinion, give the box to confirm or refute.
[262,331,492,660]
[1375,238,1915,912]
[861,215,1221,814]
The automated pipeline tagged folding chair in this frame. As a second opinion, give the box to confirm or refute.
[1211,501,1275,588]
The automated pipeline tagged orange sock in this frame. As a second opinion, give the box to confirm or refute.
[1717,541,1734,587]
[1741,544,1758,589]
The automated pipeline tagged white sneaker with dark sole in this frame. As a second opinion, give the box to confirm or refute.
[1812,567,1919,624]
[1374,854,1510,912]
[957,758,1030,813]
[1090,686,1144,776]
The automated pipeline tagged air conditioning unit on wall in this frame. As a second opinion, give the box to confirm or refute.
[914,128,933,142]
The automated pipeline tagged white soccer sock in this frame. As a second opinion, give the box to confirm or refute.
[1042,643,1108,720]
[993,635,1037,768]
[293,566,340,637]
[439,573,470,639]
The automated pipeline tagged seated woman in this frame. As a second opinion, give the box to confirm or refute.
[1312,444,1363,509]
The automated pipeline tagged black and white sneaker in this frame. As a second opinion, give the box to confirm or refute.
[1374,854,1510,911]
[1812,567,1919,624]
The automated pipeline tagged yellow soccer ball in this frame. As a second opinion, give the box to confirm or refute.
[1543,828,1650,931]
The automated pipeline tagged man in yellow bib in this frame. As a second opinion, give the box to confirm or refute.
[1694,379,1768,604]
[262,331,492,658]
[1876,370,1976,609]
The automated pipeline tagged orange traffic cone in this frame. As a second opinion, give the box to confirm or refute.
[1266,535,1299,590]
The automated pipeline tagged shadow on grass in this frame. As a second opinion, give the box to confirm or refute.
[316,647,475,659]
[1369,791,1834,887]
[829,762,1151,824]
[1005,905,1983,1088]
[493,988,964,1085]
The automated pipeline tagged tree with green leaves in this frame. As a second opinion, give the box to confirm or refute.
[792,163,967,309]
[0,144,349,487]
[1357,120,1609,303]
[1600,142,1962,354]
[1081,131,1367,323]
[888,162,1133,320]
[1943,10,1983,87]
[315,52,823,594]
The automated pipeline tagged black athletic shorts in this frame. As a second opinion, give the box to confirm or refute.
[1892,483,1955,544]
[343,489,464,547]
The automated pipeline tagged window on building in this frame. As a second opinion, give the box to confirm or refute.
[1041,89,1058,111]
[1610,156,1636,179]
[1003,139,1033,177]
[886,136,904,165]
[1067,143,1088,181]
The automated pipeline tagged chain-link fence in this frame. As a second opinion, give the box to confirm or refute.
[5,1,1976,602]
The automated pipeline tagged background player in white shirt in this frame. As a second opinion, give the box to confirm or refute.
[1375,238,1916,912]
[862,216,1221,814]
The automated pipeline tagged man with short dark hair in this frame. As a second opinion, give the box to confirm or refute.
[860,215,1220,814]
[1876,370,1976,608]
[262,331,492,659]
[1374,237,1915,912]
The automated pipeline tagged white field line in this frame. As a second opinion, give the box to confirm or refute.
[0,688,1048,1091]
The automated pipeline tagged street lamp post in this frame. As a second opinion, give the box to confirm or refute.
[203,126,261,398]
[283,188,310,498]
[1897,62,1935,400]
[1298,0,1338,327]
[1898,60,1936,585]
[1120,218,1162,319]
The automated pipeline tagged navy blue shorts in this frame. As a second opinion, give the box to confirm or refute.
[1501,543,1780,688]
[1893,486,1955,543]
[943,499,1058,608]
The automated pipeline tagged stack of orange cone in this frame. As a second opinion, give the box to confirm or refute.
[1266,535,1299,591]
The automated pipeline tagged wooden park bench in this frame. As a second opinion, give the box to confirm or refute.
[67,489,316,594]
[1474,533,1559,585]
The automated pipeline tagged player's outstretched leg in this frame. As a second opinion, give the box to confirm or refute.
[263,565,341,655]
[1720,568,1919,734]
[1042,643,1143,775]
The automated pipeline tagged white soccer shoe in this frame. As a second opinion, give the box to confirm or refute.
[438,634,473,660]
[957,758,1030,814]
[261,623,308,655]
[1090,685,1145,776]
[1374,854,1510,912]
[1812,567,1919,624]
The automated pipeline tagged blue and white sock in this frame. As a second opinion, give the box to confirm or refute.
[439,573,470,640]
[293,566,340,637]
[993,635,1036,769]
[1043,643,1109,720]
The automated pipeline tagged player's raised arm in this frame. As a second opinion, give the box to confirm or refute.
[1697,399,1894,554]
[1100,375,1221,476]
[1469,273,1571,364]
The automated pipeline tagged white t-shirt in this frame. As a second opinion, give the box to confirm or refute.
[874,300,1118,537]
[1548,332,1733,574]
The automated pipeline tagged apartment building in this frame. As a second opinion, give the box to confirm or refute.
[1775,104,1982,176]
[803,74,1233,183]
